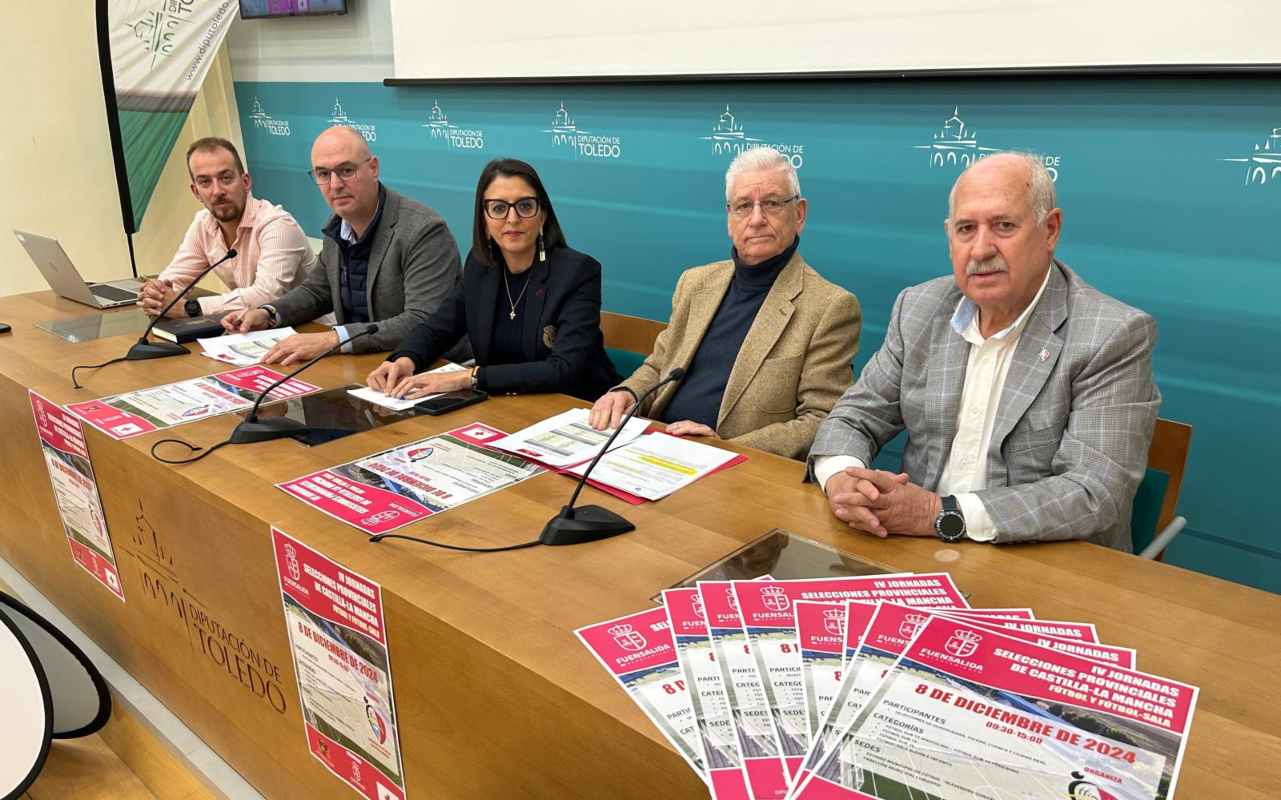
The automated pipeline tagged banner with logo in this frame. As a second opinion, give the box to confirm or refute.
[99,0,238,232]
[275,423,543,536]
[29,391,125,601]
[272,527,407,800]
[793,614,1198,800]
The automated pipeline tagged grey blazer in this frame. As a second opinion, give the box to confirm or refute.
[270,185,462,354]
[808,261,1160,551]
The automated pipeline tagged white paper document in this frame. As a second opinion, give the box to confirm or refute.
[567,432,737,500]
[198,327,298,366]
[347,363,468,410]
[488,407,650,467]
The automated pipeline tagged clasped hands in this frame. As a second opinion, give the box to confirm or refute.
[138,278,183,317]
[825,467,942,538]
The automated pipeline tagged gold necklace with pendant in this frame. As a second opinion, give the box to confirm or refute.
[503,268,531,320]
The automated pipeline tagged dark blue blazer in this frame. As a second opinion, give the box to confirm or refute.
[388,246,621,401]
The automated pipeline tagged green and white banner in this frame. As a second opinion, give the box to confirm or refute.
[99,0,238,232]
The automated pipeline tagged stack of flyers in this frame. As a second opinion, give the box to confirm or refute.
[797,603,1139,794]
[576,571,1200,800]
[792,614,1195,800]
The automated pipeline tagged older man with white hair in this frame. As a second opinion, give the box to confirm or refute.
[809,151,1160,551]
[588,147,860,459]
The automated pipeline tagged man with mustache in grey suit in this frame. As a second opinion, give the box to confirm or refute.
[809,152,1159,551]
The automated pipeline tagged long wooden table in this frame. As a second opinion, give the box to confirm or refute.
[0,290,1278,799]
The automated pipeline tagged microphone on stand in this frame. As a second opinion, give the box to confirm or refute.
[129,249,238,360]
[228,325,379,444]
[72,249,239,388]
[539,368,686,546]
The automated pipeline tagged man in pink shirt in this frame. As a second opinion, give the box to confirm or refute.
[139,137,316,319]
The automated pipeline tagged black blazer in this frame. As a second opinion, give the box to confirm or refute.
[388,246,621,401]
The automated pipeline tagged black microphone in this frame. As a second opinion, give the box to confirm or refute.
[129,248,238,360]
[539,368,686,546]
[71,249,240,388]
[228,325,379,444]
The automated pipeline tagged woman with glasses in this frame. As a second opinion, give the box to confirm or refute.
[367,158,620,402]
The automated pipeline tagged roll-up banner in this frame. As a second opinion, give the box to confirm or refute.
[97,0,238,250]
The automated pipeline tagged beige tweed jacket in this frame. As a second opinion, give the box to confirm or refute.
[620,251,860,459]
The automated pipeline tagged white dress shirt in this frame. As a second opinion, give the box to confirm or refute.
[159,194,314,316]
[816,267,1052,541]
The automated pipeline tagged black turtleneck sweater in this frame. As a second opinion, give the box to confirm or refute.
[660,237,798,428]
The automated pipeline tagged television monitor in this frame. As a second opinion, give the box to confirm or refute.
[240,0,348,19]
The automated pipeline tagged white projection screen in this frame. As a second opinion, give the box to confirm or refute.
[390,1,1274,81]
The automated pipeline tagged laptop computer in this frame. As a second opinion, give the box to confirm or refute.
[14,230,143,309]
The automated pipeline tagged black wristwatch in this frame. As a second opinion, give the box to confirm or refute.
[934,495,966,542]
[184,298,202,318]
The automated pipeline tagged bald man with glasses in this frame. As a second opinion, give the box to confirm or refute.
[223,125,463,365]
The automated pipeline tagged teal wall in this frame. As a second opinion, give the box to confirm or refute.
[234,78,1281,595]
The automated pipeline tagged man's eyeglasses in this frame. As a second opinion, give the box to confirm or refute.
[728,194,799,219]
[310,157,372,185]
[484,197,540,220]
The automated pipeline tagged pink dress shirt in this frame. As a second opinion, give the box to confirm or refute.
[159,194,317,316]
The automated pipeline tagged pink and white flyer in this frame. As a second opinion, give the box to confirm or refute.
[794,615,1197,800]
[941,615,1139,670]
[576,606,709,785]
[272,527,406,800]
[800,603,1140,795]
[276,423,542,536]
[732,574,968,781]
[29,390,123,600]
[67,365,318,440]
[794,602,877,748]
[663,587,751,800]
[698,579,792,800]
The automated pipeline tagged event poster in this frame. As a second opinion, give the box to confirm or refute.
[731,574,968,779]
[663,587,751,800]
[795,615,1198,800]
[575,606,708,784]
[276,423,543,536]
[29,391,124,601]
[698,579,792,800]
[794,602,875,744]
[800,602,1138,793]
[67,365,319,440]
[272,528,406,800]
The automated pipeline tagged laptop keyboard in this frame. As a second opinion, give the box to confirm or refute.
[93,284,137,302]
